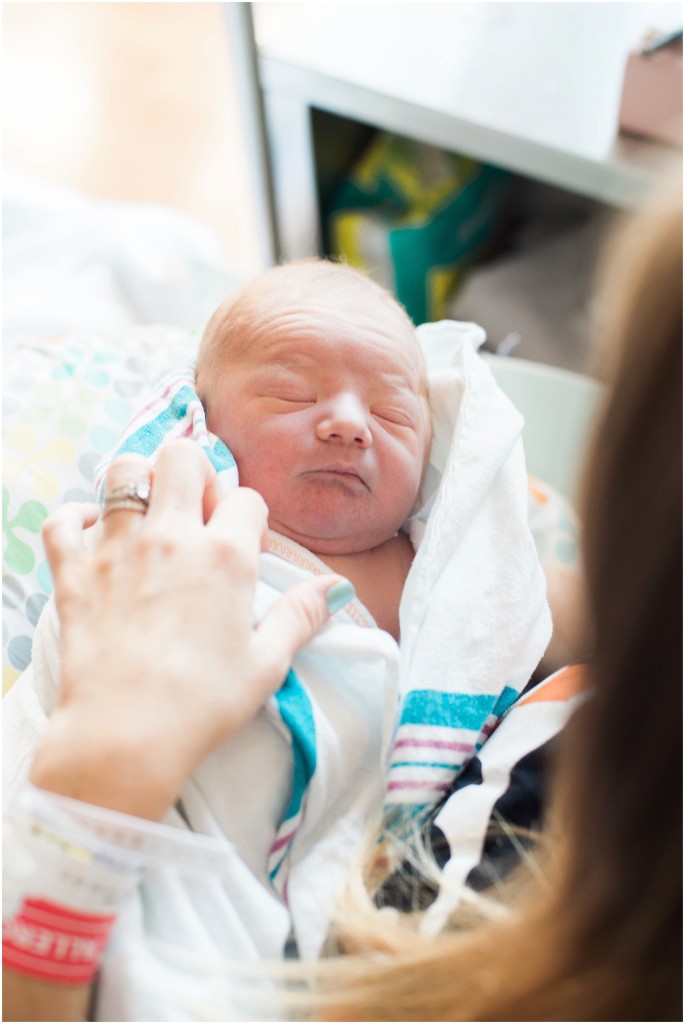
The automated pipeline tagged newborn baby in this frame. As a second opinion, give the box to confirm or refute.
[195,259,432,640]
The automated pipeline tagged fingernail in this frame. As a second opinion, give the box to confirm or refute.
[325,580,356,614]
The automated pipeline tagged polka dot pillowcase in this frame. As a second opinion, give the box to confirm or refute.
[3,327,198,694]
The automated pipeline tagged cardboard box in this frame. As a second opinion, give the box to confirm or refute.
[619,37,683,146]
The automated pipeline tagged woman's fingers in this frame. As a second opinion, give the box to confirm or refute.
[252,576,355,701]
[34,436,356,814]
[42,502,101,599]
[207,486,270,560]
[146,440,214,527]
[102,442,221,533]
[101,453,152,541]
[42,502,101,570]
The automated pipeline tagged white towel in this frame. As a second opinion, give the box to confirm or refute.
[384,322,551,828]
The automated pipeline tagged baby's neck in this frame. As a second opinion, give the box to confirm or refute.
[316,533,415,642]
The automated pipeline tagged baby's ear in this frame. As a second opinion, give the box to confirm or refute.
[194,361,207,404]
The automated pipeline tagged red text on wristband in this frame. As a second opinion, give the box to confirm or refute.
[2,896,116,986]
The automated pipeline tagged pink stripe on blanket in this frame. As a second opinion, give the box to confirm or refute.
[129,371,192,423]
[393,738,473,753]
[270,827,297,855]
[387,780,452,793]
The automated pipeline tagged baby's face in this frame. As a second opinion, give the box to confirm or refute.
[206,298,431,556]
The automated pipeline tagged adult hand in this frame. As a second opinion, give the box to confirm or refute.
[29,440,348,820]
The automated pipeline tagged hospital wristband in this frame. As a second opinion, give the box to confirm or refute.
[3,787,144,985]
[4,779,249,987]
[3,897,117,986]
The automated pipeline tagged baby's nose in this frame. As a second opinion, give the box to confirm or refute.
[316,394,372,448]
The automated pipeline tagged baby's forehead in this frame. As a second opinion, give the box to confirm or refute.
[255,310,425,393]
[247,263,401,321]
[240,267,425,373]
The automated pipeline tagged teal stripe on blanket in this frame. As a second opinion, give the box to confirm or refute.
[117,385,197,456]
[399,685,519,731]
[208,437,236,474]
[275,669,317,824]
[491,684,519,719]
[116,385,236,474]
[390,761,463,771]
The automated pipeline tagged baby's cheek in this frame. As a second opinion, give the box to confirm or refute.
[234,451,283,498]
[403,438,428,490]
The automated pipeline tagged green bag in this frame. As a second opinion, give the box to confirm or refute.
[327,133,511,324]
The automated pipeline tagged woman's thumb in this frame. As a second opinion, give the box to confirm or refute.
[255,577,356,686]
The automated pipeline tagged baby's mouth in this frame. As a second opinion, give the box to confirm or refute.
[305,465,369,490]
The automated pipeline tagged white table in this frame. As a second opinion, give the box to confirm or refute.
[252,2,681,260]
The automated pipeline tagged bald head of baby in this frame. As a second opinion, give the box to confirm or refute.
[197,261,427,401]
[196,260,432,555]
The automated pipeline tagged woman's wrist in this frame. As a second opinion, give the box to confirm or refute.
[3,785,143,989]
[29,708,189,822]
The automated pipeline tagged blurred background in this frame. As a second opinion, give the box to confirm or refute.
[3,2,262,275]
[3,2,682,367]
[2,2,681,691]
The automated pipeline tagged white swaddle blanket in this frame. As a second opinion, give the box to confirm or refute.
[3,320,551,1021]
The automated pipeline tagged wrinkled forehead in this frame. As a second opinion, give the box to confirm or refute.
[234,265,427,387]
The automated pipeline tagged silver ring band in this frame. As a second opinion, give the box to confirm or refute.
[102,481,151,518]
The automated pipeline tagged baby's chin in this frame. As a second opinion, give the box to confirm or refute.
[269,515,402,557]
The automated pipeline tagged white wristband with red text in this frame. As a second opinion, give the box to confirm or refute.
[3,896,118,985]
[3,787,143,985]
[3,782,249,985]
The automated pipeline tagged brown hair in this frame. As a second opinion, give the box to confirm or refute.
[180,197,680,1021]
[552,182,683,1018]
[301,184,682,1020]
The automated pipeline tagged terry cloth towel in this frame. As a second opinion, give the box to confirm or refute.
[382,321,552,841]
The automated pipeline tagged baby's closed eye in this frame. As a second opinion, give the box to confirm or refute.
[261,390,316,406]
[372,406,417,428]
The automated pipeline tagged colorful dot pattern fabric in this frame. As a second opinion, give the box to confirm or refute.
[526,474,580,568]
[2,327,198,694]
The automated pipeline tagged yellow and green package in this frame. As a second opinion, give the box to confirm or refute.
[327,133,511,324]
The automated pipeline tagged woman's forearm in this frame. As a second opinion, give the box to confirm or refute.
[3,969,90,1023]
[28,707,188,823]
[3,443,344,1022]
